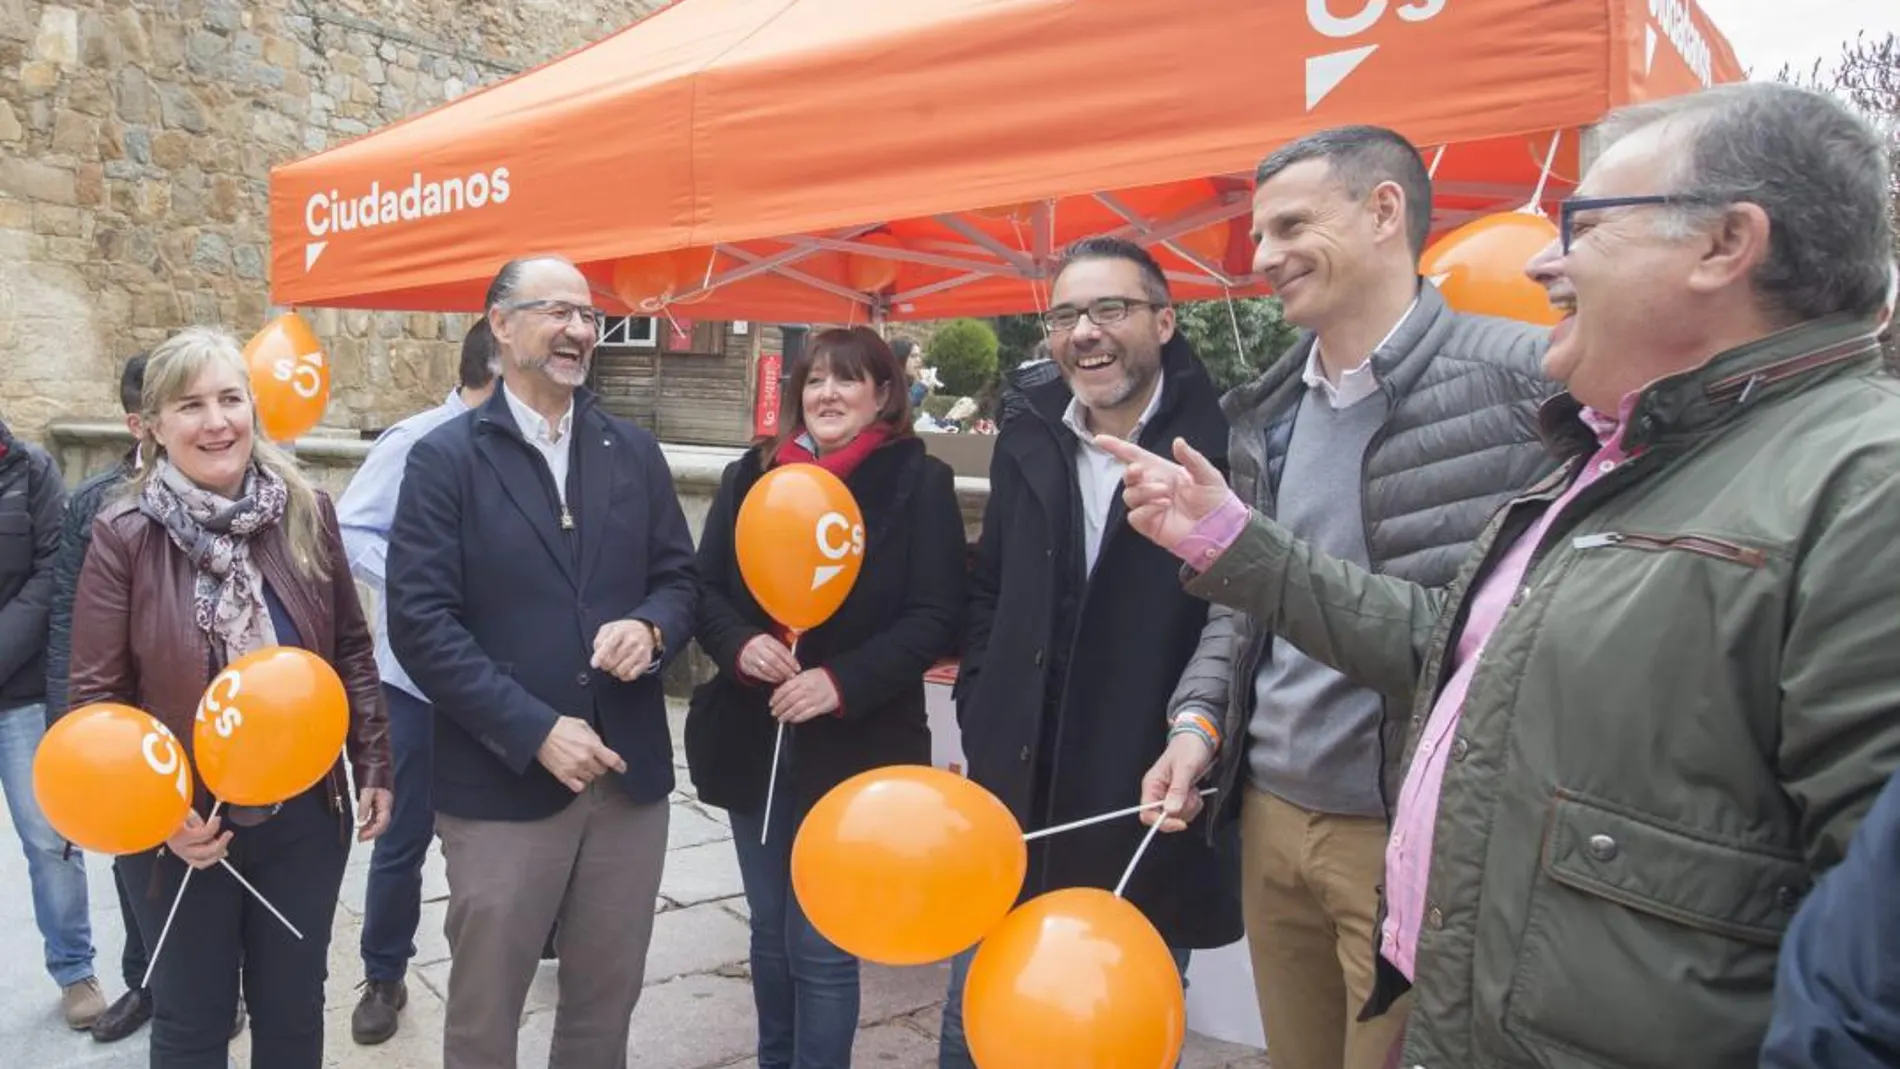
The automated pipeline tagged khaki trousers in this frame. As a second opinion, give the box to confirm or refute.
[1242,787,1409,1069]
[436,780,669,1069]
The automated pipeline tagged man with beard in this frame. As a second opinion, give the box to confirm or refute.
[938,237,1241,1069]
[388,256,698,1068]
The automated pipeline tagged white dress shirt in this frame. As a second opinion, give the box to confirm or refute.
[502,381,576,509]
[1301,297,1419,409]
[1063,371,1167,575]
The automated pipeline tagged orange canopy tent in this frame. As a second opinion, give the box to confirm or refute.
[267,0,1744,322]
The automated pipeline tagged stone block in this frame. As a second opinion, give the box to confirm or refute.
[0,0,28,43]
[232,29,260,59]
[77,10,118,67]
[157,84,207,133]
[0,200,31,229]
[33,5,77,67]
[74,162,102,206]
[149,130,190,170]
[364,55,385,84]
[184,28,226,74]
[50,111,97,158]
[658,840,746,908]
[233,243,265,281]
[191,231,231,275]
[111,7,149,62]
[262,34,296,68]
[646,902,751,984]
[34,203,81,237]
[203,0,242,34]
[1,158,76,204]
[18,59,59,92]
[0,101,20,143]
[115,67,159,124]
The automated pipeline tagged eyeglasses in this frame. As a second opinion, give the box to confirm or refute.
[1041,298,1166,334]
[1558,193,1730,253]
[503,298,604,333]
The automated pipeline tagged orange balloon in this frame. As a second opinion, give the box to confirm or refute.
[34,704,194,855]
[612,253,677,313]
[845,233,904,293]
[192,646,349,806]
[243,312,329,442]
[1420,211,1564,326]
[734,463,866,633]
[964,888,1186,1069]
[669,246,719,305]
[791,765,1026,965]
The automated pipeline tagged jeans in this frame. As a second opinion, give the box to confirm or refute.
[0,702,95,987]
[118,785,349,1069]
[937,939,1192,1069]
[728,784,860,1069]
[360,685,434,983]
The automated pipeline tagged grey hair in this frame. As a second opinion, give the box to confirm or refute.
[1255,125,1434,256]
[1596,83,1893,324]
[483,254,578,313]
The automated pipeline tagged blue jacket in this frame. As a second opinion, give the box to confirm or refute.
[1762,766,1900,1068]
[387,385,697,821]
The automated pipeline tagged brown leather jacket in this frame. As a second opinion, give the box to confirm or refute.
[68,488,392,813]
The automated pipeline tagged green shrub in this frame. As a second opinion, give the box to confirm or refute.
[926,318,1000,397]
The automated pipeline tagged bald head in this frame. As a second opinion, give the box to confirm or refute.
[485,255,583,313]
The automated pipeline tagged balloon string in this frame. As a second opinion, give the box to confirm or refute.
[140,799,225,989]
[219,859,304,940]
[1115,819,1164,899]
[1021,788,1218,842]
[1527,131,1561,215]
[760,631,802,846]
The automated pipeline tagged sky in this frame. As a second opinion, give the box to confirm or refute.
[1699,0,1898,80]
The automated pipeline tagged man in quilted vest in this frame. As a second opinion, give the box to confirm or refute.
[1148,125,1555,1069]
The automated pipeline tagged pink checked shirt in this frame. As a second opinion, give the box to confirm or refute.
[1170,399,1637,982]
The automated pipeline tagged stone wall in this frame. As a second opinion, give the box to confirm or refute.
[0,0,664,445]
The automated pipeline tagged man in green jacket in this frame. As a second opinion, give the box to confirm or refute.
[1112,81,1900,1069]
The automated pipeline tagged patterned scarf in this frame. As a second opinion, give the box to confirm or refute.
[140,458,289,661]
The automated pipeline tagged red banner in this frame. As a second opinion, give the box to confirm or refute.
[754,352,783,438]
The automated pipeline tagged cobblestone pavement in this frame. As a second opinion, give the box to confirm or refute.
[0,703,1270,1068]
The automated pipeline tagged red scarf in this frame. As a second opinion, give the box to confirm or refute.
[772,423,893,480]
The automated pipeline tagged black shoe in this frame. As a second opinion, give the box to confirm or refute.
[231,995,246,1039]
[351,979,407,1046]
[90,988,152,1043]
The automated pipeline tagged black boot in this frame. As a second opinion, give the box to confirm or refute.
[90,988,153,1043]
[351,979,408,1045]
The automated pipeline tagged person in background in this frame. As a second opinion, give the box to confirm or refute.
[1150,125,1553,1069]
[339,320,497,1046]
[941,237,1241,1069]
[998,338,1060,426]
[388,255,698,1069]
[1113,82,1900,1069]
[687,326,965,1069]
[896,338,929,410]
[0,403,99,1031]
[47,353,249,1044]
[1761,765,1900,1068]
[68,326,392,1068]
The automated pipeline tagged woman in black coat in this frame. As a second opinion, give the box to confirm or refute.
[686,327,966,1069]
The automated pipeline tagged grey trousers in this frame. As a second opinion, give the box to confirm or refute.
[437,781,669,1069]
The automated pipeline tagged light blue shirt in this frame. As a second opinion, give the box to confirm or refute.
[337,388,474,701]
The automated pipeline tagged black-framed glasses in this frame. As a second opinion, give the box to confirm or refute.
[1558,193,1729,253]
[503,298,604,333]
[1041,298,1167,333]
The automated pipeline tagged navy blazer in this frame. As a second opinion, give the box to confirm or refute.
[387,384,698,821]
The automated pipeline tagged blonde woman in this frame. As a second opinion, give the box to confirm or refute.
[68,326,391,1069]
